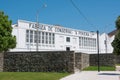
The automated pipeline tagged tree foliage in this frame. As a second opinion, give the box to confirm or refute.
[116,16,120,29]
[112,16,120,55]
[0,11,16,52]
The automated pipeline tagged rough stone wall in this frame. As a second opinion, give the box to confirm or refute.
[115,55,120,64]
[1,52,117,72]
[75,53,89,70]
[0,53,4,72]
[3,51,74,72]
[81,53,89,70]
[74,53,81,71]
[90,54,115,66]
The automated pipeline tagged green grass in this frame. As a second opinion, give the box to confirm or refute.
[0,72,69,80]
[116,64,120,66]
[83,66,115,71]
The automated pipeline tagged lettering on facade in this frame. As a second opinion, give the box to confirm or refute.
[75,31,90,36]
[48,26,53,31]
[55,27,72,34]
[28,23,91,36]
[29,23,46,30]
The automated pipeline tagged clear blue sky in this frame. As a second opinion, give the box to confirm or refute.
[0,0,120,33]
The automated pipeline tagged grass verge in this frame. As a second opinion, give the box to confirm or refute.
[83,66,115,71]
[116,64,120,66]
[0,72,70,80]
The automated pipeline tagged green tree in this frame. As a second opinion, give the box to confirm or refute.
[112,16,120,55]
[116,16,120,29]
[0,11,16,52]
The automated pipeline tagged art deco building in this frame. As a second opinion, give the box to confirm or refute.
[11,20,114,54]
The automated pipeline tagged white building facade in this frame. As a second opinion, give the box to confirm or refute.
[99,33,114,53]
[11,20,114,54]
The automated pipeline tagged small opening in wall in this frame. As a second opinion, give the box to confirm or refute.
[66,47,70,51]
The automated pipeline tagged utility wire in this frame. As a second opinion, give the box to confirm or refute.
[70,0,96,29]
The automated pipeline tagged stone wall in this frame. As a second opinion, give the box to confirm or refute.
[3,51,74,72]
[80,53,89,69]
[3,51,90,72]
[75,53,89,70]
[0,53,4,72]
[90,54,115,66]
[115,55,120,64]
[0,51,118,72]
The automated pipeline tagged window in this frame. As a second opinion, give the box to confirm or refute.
[52,34,55,44]
[42,32,44,43]
[93,39,96,47]
[83,37,85,46]
[66,37,70,42]
[49,33,51,44]
[39,31,41,43]
[34,31,37,43]
[87,38,90,47]
[26,30,55,45]
[79,37,81,46]
[30,30,33,43]
[84,37,87,46]
[26,30,29,42]
[46,33,48,44]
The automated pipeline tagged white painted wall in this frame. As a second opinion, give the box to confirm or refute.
[99,33,114,53]
[10,20,114,54]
